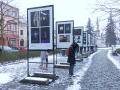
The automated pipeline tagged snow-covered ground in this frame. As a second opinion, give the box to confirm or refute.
[66,51,99,90]
[107,50,120,70]
[0,54,68,86]
[0,53,92,89]
[0,48,120,90]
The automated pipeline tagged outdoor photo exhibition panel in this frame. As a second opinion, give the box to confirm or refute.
[91,32,96,46]
[83,31,87,47]
[26,5,55,77]
[56,21,74,49]
[74,27,83,47]
[88,34,91,47]
[27,5,53,50]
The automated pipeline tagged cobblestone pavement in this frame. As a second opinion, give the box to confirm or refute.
[81,49,120,90]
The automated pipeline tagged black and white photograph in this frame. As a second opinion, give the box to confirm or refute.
[59,35,70,42]
[74,36,81,43]
[31,28,40,43]
[83,39,86,44]
[30,11,39,27]
[41,27,50,43]
[40,10,50,26]
[65,24,71,33]
[58,24,64,34]
[74,29,81,35]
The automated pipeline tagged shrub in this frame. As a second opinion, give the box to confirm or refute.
[115,48,120,54]
[0,49,58,64]
[0,51,40,64]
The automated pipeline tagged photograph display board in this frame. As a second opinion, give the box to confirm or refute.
[91,32,96,46]
[87,34,91,46]
[27,5,53,50]
[73,27,83,46]
[56,21,74,49]
[83,31,87,47]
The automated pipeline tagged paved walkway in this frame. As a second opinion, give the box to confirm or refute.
[81,49,120,90]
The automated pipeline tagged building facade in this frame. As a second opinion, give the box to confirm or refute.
[19,17,27,50]
[0,1,19,48]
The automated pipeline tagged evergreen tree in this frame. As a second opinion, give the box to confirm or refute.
[105,12,116,47]
[86,18,94,46]
[86,18,93,34]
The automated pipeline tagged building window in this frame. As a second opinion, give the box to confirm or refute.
[20,39,24,46]
[9,38,16,47]
[20,30,23,35]
[12,11,17,17]
[7,21,17,32]
[7,24,11,31]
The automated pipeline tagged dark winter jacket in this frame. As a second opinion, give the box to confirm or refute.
[67,46,76,65]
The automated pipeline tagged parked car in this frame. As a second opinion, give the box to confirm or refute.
[0,45,19,52]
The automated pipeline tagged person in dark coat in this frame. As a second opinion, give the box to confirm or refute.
[67,42,79,76]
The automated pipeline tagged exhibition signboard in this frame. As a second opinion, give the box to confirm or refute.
[27,5,54,50]
[83,31,87,47]
[56,21,74,49]
[73,27,83,46]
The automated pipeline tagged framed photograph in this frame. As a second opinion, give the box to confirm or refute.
[59,35,70,42]
[83,39,86,44]
[40,10,50,26]
[66,35,70,42]
[31,28,40,43]
[83,31,87,46]
[83,32,86,38]
[74,36,81,43]
[31,11,39,27]
[58,24,64,34]
[65,24,71,33]
[73,27,84,46]
[41,27,50,43]
[74,29,81,35]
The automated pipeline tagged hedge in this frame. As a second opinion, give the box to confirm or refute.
[0,49,59,64]
[115,48,120,54]
[0,51,40,64]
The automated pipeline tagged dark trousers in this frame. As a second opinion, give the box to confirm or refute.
[46,58,48,68]
[69,64,74,76]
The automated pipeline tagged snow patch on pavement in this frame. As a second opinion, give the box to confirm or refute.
[0,61,27,85]
[0,73,14,85]
[66,51,99,90]
[107,50,120,69]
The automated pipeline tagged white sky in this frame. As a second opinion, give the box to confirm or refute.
[10,0,109,30]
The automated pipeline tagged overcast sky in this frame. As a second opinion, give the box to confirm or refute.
[11,0,107,28]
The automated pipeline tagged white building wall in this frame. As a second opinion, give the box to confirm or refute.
[19,21,27,49]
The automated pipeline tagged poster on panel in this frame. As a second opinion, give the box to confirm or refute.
[27,5,53,50]
[87,34,91,46]
[56,21,74,49]
[83,31,87,47]
[73,27,83,46]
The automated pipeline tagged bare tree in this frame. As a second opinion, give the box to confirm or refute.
[0,0,16,53]
[94,0,120,21]
[94,0,120,45]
